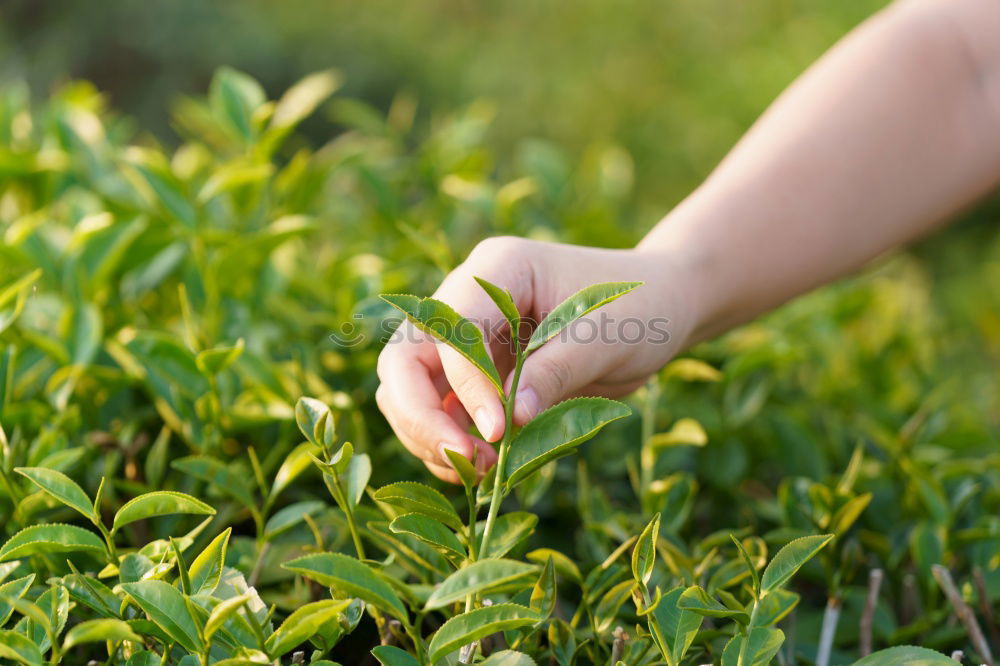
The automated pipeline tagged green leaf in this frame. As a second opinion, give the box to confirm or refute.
[269,441,319,503]
[481,651,537,665]
[647,418,708,448]
[0,629,43,665]
[62,618,141,649]
[632,513,660,587]
[647,586,702,666]
[529,556,557,618]
[210,67,265,139]
[270,70,342,130]
[427,604,541,663]
[677,586,749,624]
[0,574,34,625]
[755,589,799,627]
[721,627,784,666]
[204,593,251,641]
[854,646,957,665]
[195,339,244,376]
[119,580,204,652]
[283,552,408,621]
[371,645,419,666]
[61,572,119,618]
[295,397,334,447]
[731,535,761,597]
[0,524,105,562]
[443,449,478,495]
[189,528,230,595]
[373,481,464,532]
[526,548,582,583]
[112,491,215,533]
[124,147,197,229]
[477,511,538,559]
[830,493,872,536]
[504,398,631,490]
[390,514,465,563]
[594,579,636,633]
[264,599,351,657]
[380,293,502,392]
[474,276,521,336]
[263,500,325,541]
[345,452,372,509]
[425,559,537,610]
[15,466,95,521]
[526,281,642,352]
[759,534,833,595]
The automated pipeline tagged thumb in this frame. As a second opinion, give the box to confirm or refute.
[511,337,607,425]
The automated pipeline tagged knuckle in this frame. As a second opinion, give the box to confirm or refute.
[469,236,524,264]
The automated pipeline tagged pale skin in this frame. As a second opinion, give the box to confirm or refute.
[375,0,1000,483]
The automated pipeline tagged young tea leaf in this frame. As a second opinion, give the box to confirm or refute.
[759,534,833,595]
[380,293,502,391]
[264,599,351,657]
[480,651,538,665]
[0,524,105,562]
[504,398,631,490]
[731,535,761,597]
[373,481,464,532]
[14,467,95,521]
[389,514,466,564]
[0,574,34,625]
[295,397,334,447]
[529,556,557,618]
[443,448,478,495]
[474,276,521,338]
[188,528,230,595]
[526,281,642,352]
[112,491,215,534]
[62,618,142,650]
[721,627,784,666]
[0,630,43,665]
[647,586,702,666]
[427,603,541,663]
[632,513,661,587]
[282,552,408,621]
[677,586,750,625]
[425,559,537,610]
[476,511,539,559]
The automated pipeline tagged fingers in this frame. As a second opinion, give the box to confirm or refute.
[510,333,612,426]
[430,238,534,442]
[376,324,478,465]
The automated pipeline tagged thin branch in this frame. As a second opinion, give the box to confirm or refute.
[816,597,842,666]
[932,565,994,666]
[973,566,1000,653]
[860,569,884,657]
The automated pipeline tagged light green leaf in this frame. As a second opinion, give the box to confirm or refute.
[594,579,637,633]
[196,339,244,376]
[427,604,541,663]
[390,514,465,563]
[443,449,478,496]
[271,70,342,129]
[112,491,215,533]
[371,645,419,666]
[731,535,761,596]
[474,276,521,336]
[171,456,256,510]
[264,599,351,657]
[0,524,105,562]
[62,618,141,649]
[295,397,334,447]
[759,534,833,595]
[380,294,502,392]
[269,442,319,503]
[0,629,42,665]
[345,453,372,508]
[831,493,872,536]
[756,589,799,627]
[481,651,537,665]
[189,528,230,595]
[15,467,95,521]
[263,500,325,541]
[120,580,204,652]
[373,481,464,532]
[204,593,251,641]
[61,572,119,618]
[721,627,784,666]
[526,281,642,352]
[504,398,631,490]
[529,556,557,618]
[647,418,708,448]
[210,67,265,139]
[661,358,722,382]
[525,548,582,583]
[0,575,34,625]
[854,646,957,665]
[632,513,660,587]
[477,511,538,559]
[283,552,408,621]
[677,586,750,625]
[425,559,537,610]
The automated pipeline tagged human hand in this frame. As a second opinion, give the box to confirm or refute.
[375,236,695,483]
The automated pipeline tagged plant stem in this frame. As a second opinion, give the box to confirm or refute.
[815,597,842,666]
[859,569,883,657]
[478,348,524,559]
[95,520,118,563]
[736,600,761,666]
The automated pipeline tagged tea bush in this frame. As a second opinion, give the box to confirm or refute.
[0,68,998,664]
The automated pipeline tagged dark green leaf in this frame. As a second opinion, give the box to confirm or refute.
[647,586,702,666]
[283,552,408,621]
[373,481,464,532]
[721,627,784,666]
[677,586,749,625]
[477,511,538,559]
[425,559,537,610]
[371,645,419,666]
[389,514,465,563]
[120,580,204,652]
[854,646,957,665]
[112,491,215,533]
[15,467,94,521]
[505,398,630,490]
[474,276,521,337]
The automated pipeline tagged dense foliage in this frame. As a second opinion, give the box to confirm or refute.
[0,69,998,664]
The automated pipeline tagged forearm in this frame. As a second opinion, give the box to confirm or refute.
[639,0,1000,345]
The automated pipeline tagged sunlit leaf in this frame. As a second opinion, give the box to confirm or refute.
[0,629,43,665]
[632,513,660,586]
[677,586,749,625]
[474,276,521,337]
[425,559,537,610]
[390,514,465,564]
[759,534,832,595]
[526,281,641,352]
[373,481,464,532]
[283,552,408,621]
[120,580,204,652]
[14,467,94,521]
[189,528,230,595]
[112,491,215,533]
[720,627,784,666]
[0,524,105,562]
[62,618,141,649]
[264,599,351,657]
[427,603,541,663]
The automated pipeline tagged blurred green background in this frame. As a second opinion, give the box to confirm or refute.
[1,0,893,225]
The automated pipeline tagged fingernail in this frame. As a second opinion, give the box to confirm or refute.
[438,442,468,462]
[514,387,540,423]
[474,407,496,439]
